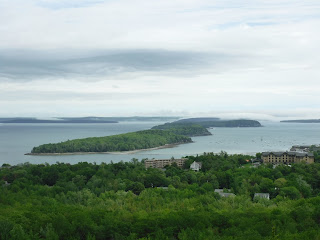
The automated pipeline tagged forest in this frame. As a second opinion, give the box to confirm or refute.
[1,153,320,239]
[30,130,192,154]
[154,120,262,129]
[151,123,212,136]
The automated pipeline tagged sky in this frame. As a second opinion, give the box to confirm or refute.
[1,0,320,120]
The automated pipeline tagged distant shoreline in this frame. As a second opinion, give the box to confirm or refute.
[25,142,190,156]
[281,119,320,123]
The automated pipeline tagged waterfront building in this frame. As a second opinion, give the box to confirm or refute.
[144,158,187,169]
[262,152,314,164]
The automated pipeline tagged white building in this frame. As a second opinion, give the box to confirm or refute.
[190,161,202,171]
[254,193,270,200]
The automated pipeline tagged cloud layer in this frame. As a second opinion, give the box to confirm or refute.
[0,0,320,119]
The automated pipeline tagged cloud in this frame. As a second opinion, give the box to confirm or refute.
[36,0,107,10]
[0,49,230,80]
[0,0,320,118]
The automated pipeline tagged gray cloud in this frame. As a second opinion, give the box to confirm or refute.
[0,49,234,81]
[0,89,162,101]
[1,0,320,118]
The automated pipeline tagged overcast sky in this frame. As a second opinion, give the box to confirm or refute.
[1,0,320,120]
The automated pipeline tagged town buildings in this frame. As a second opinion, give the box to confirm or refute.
[144,158,187,169]
[262,151,314,164]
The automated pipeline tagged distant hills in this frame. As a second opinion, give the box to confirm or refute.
[0,117,263,125]
[176,117,220,123]
[0,116,180,124]
[281,119,320,123]
[0,117,118,123]
[175,118,261,127]
[153,119,262,133]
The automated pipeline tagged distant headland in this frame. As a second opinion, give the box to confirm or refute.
[0,116,180,124]
[281,119,320,123]
[153,119,262,129]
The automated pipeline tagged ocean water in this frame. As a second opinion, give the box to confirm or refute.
[0,121,319,166]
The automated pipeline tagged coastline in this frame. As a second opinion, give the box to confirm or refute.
[25,142,190,156]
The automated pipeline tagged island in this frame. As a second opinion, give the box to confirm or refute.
[153,119,262,131]
[152,123,212,136]
[281,119,320,123]
[27,118,261,155]
[28,129,192,154]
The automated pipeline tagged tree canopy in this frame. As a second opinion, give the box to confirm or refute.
[1,153,320,239]
[31,130,192,154]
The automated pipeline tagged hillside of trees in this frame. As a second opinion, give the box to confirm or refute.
[30,130,192,154]
[154,120,262,130]
[1,153,320,239]
[199,119,262,127]
[151,123,212,136]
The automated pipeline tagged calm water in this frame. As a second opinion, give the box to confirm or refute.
[0,121,319,166]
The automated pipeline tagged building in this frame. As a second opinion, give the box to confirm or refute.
[190,161,202,171]
[254,193,270,200]
[214,189,235,197]
[252,162,261,168]
[262,152,314,164]
[290,145,311,152]
[219,193,235,197]
[144,158,187,169]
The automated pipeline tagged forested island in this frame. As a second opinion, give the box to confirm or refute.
[152,123,212,136]
[154,119,262,129]
[29,130,192,154]
[281,119,320,123]
[1,153,320,239]
[28,118,262,154]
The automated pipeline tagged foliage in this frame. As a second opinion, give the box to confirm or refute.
[1,154,320,239]
[153,120,262,132]
[152,123,212,136]
[31,130,192,154]
[310,145,320,163]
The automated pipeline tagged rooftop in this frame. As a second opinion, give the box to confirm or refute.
[262,151,314,157]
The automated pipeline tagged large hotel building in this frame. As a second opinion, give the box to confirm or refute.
[144,158,187,169]
[262,152,314,164]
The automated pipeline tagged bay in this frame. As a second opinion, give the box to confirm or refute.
[0,121,319,166]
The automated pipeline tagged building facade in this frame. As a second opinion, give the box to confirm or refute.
[144,158,187,169]
[190,161,202,171]
[254,193,270,200]
[262,151,314,164]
